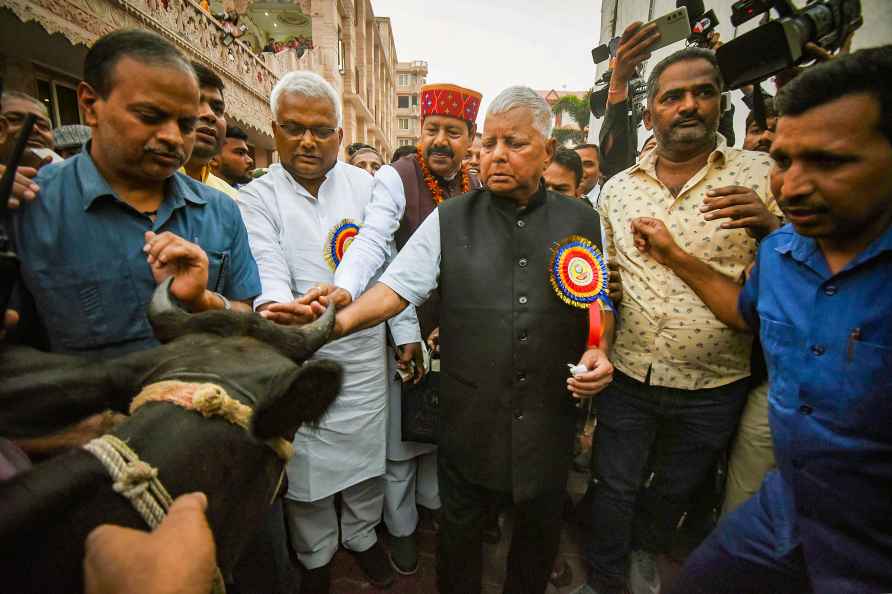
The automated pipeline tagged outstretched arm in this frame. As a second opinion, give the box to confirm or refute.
[333,209,442,338]
[631,217,750,332]
[334,166,407,300]
[335,283,409,337]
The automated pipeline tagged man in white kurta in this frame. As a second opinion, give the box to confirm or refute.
[240,158,421,568]
[237,71,421,592]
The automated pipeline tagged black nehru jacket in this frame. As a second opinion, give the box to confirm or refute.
[437,185,602,501]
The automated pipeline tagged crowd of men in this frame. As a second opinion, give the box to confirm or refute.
[0,20,890,594]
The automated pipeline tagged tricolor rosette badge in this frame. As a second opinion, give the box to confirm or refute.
[549,235,614,347]
[324,219,361,271]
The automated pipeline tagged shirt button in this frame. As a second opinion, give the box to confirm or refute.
[513,408,523,420]
[811,345,826,356]
[518,257,528,268]
[518,296,528,305]
[517,372,527,383]
[798,404,814,415]
[519,330,528,341]
[824,285,837,296]
[516,220,526,228]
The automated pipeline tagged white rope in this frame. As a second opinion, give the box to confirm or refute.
[84,434,227,594]
[83,435,173,530]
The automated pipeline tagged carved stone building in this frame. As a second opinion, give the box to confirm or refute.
[0,0,283,165]
[0,0,420,163]
[394,60,427,152]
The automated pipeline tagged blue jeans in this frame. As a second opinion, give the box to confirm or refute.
[587,371,747,584]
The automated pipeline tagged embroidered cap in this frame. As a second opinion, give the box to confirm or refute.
[420,83,482,125]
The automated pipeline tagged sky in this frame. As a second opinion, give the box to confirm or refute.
[370,0,603,127]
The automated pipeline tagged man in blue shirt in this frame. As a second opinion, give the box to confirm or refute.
[11,29,259,360]
[630,47,892,593]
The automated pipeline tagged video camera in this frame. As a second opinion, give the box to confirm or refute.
[676,0,721,48]
[717,0,862,88]
[589,37,648,126]
[588,1,720,124]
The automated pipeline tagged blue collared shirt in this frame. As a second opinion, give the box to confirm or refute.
[15,150,261,359]
[738,224,892,589]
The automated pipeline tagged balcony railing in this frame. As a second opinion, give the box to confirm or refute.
[263,46,324,79]
[125,0,279,100]
[5,0,280,135]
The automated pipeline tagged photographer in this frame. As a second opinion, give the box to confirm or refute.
[636,46,892,594]
[598,23,736,180]
[597,22,658,180]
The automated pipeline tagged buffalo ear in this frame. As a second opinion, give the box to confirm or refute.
[251,359,343,441]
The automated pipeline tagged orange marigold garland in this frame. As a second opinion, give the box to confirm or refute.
[417,146,471,206]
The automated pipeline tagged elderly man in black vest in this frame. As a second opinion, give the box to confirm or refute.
[323,86,616,594]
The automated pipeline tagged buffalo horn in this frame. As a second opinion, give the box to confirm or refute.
[277,302,336,360]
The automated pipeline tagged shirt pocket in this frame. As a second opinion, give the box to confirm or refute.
[759,316,799,408]
[846,339,892,438]
[206,250,228,294]
[28,257,147,352]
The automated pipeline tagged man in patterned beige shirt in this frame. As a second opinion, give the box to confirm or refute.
[577,48,780,594]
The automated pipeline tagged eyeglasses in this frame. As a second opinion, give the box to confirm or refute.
[276,122,337,140]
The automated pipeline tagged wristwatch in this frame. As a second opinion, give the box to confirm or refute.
[213,291,232,311]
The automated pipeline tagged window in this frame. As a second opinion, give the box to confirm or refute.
[411,94,418,107]
[398,118,409,130]
[337,26,345,74]
[36,76,82,127]
[36,80,55,126]
[56,85,80,126]
[397,95,410,109]
[399,138,414,147]
[398,73,409,87]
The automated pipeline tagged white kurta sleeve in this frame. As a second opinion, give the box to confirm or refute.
[237,185,294,310]
[379,209,441,307]
[387,304,422,346]
[334,165,406,300]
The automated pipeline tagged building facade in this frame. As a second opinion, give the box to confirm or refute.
[394,60,428,151]
[0,0,423,163]
[0,0,292,166]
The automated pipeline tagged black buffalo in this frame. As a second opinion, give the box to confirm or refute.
[0,278,343,593]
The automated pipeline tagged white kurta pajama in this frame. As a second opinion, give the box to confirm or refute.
[238,161,421,567]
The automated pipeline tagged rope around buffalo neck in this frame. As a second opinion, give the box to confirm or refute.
[84,434,172,527]
[129,380,294,461]
[83,434,226,594]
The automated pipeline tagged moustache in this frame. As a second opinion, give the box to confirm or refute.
[672,117,703,128]
[426,146,454,159]
[145,147,185,163]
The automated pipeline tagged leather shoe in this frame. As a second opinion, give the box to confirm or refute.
[388,532,418,575]
[353,541,395,589]
[298,562,330,594]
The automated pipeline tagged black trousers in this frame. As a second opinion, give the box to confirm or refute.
[588,371,748,582]
[437,454,565,594]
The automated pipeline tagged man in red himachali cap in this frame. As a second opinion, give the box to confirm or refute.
[314,82,482,575]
